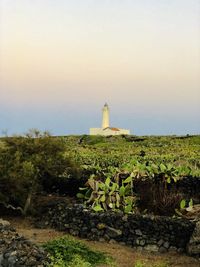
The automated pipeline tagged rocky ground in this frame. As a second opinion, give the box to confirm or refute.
[3,216,200,267]
[0,218,49,267]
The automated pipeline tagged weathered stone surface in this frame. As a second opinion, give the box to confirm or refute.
[106,227,122,238]
[35,202,196,254]
[187,220,200,257]
[163,241,170,249]
[158,239,164,247]
[97,223,106,230]
[135,229,142,236]
[0,219,49,267]
[159,247,167,253]
[0,219,10,227]
[144,244,159,252]
[139,239,146,246]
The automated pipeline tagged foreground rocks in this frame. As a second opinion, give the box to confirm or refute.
[0,219,49,267]
[187,220,200,257]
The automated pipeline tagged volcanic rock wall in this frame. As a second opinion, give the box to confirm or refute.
[37,203,195,253]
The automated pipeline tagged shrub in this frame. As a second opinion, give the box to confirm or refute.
[77,174,138,213]
[78,161,188,216]
[0,129,80,214]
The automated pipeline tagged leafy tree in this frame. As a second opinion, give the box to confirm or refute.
[0,129,78,215]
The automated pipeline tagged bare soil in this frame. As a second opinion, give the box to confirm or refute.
[5,216,200,267]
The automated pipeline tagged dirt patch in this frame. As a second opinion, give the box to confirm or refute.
[5,216,200,267]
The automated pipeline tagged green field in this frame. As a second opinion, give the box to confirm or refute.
[63,134,200,177]
[0,133,199,217]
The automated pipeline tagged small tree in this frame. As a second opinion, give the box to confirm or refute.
[0,129,77,215]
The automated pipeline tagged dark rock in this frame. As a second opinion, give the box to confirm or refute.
[35,204,196,255]
[104,234,110,241]
[26,256,38,266]
[159,247,168,253]
[139,239,146,246]
[144,244,158,252]
[106,227,122,238]
[135,229,142,236]
[163,241,170,249]
[158,239,164,247]
[7,255,17,266]
[169,246,177,252]
[0,218,49,266]
[187,220,200,257]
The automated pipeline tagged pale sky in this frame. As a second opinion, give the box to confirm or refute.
[0,0,200,135]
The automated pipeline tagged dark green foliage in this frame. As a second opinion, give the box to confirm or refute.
[78,160,197,215]
[65,135,200,180]
[78,135,107,145]
[0,130,79,214]
[43,235,111,267]
[0,132,199,216]
[77,175,137,213]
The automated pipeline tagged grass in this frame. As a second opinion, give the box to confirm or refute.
[43,234,170,267]
[43,235,114,267]
[134,260,169,267]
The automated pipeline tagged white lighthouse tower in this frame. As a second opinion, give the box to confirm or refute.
[102,103,110,129]
[90,103,130,135]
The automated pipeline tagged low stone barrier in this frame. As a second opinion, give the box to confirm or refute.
[37,203,196,253]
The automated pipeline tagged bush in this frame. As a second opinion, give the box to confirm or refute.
[0,129,80,214]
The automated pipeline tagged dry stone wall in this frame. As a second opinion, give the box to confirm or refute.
[37,203,195,253]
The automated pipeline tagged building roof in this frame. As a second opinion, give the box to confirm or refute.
[103,127,120,131]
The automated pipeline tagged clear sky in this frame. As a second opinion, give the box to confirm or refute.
[0,0,200,135]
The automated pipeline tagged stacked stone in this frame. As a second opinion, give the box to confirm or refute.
[0,219,48,267]
[187,221,200,257]
[36,203,195,254]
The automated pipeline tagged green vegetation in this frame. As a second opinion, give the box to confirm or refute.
[43,235,113,267]
[77,174,137,213]
[0,130,79,215]
[70,135,199,215]
[77,160,195,215]
[64,135,200,179]
[134,260,169,267]
[0,133,199,265]
[0,132,199,215]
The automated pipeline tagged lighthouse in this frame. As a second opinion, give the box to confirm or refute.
[102,103,110,129]
[90,103,130,135]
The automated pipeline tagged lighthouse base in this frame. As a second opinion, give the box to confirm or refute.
[90,127,130,136]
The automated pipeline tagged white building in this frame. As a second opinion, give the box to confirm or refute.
[90,103,130,136]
